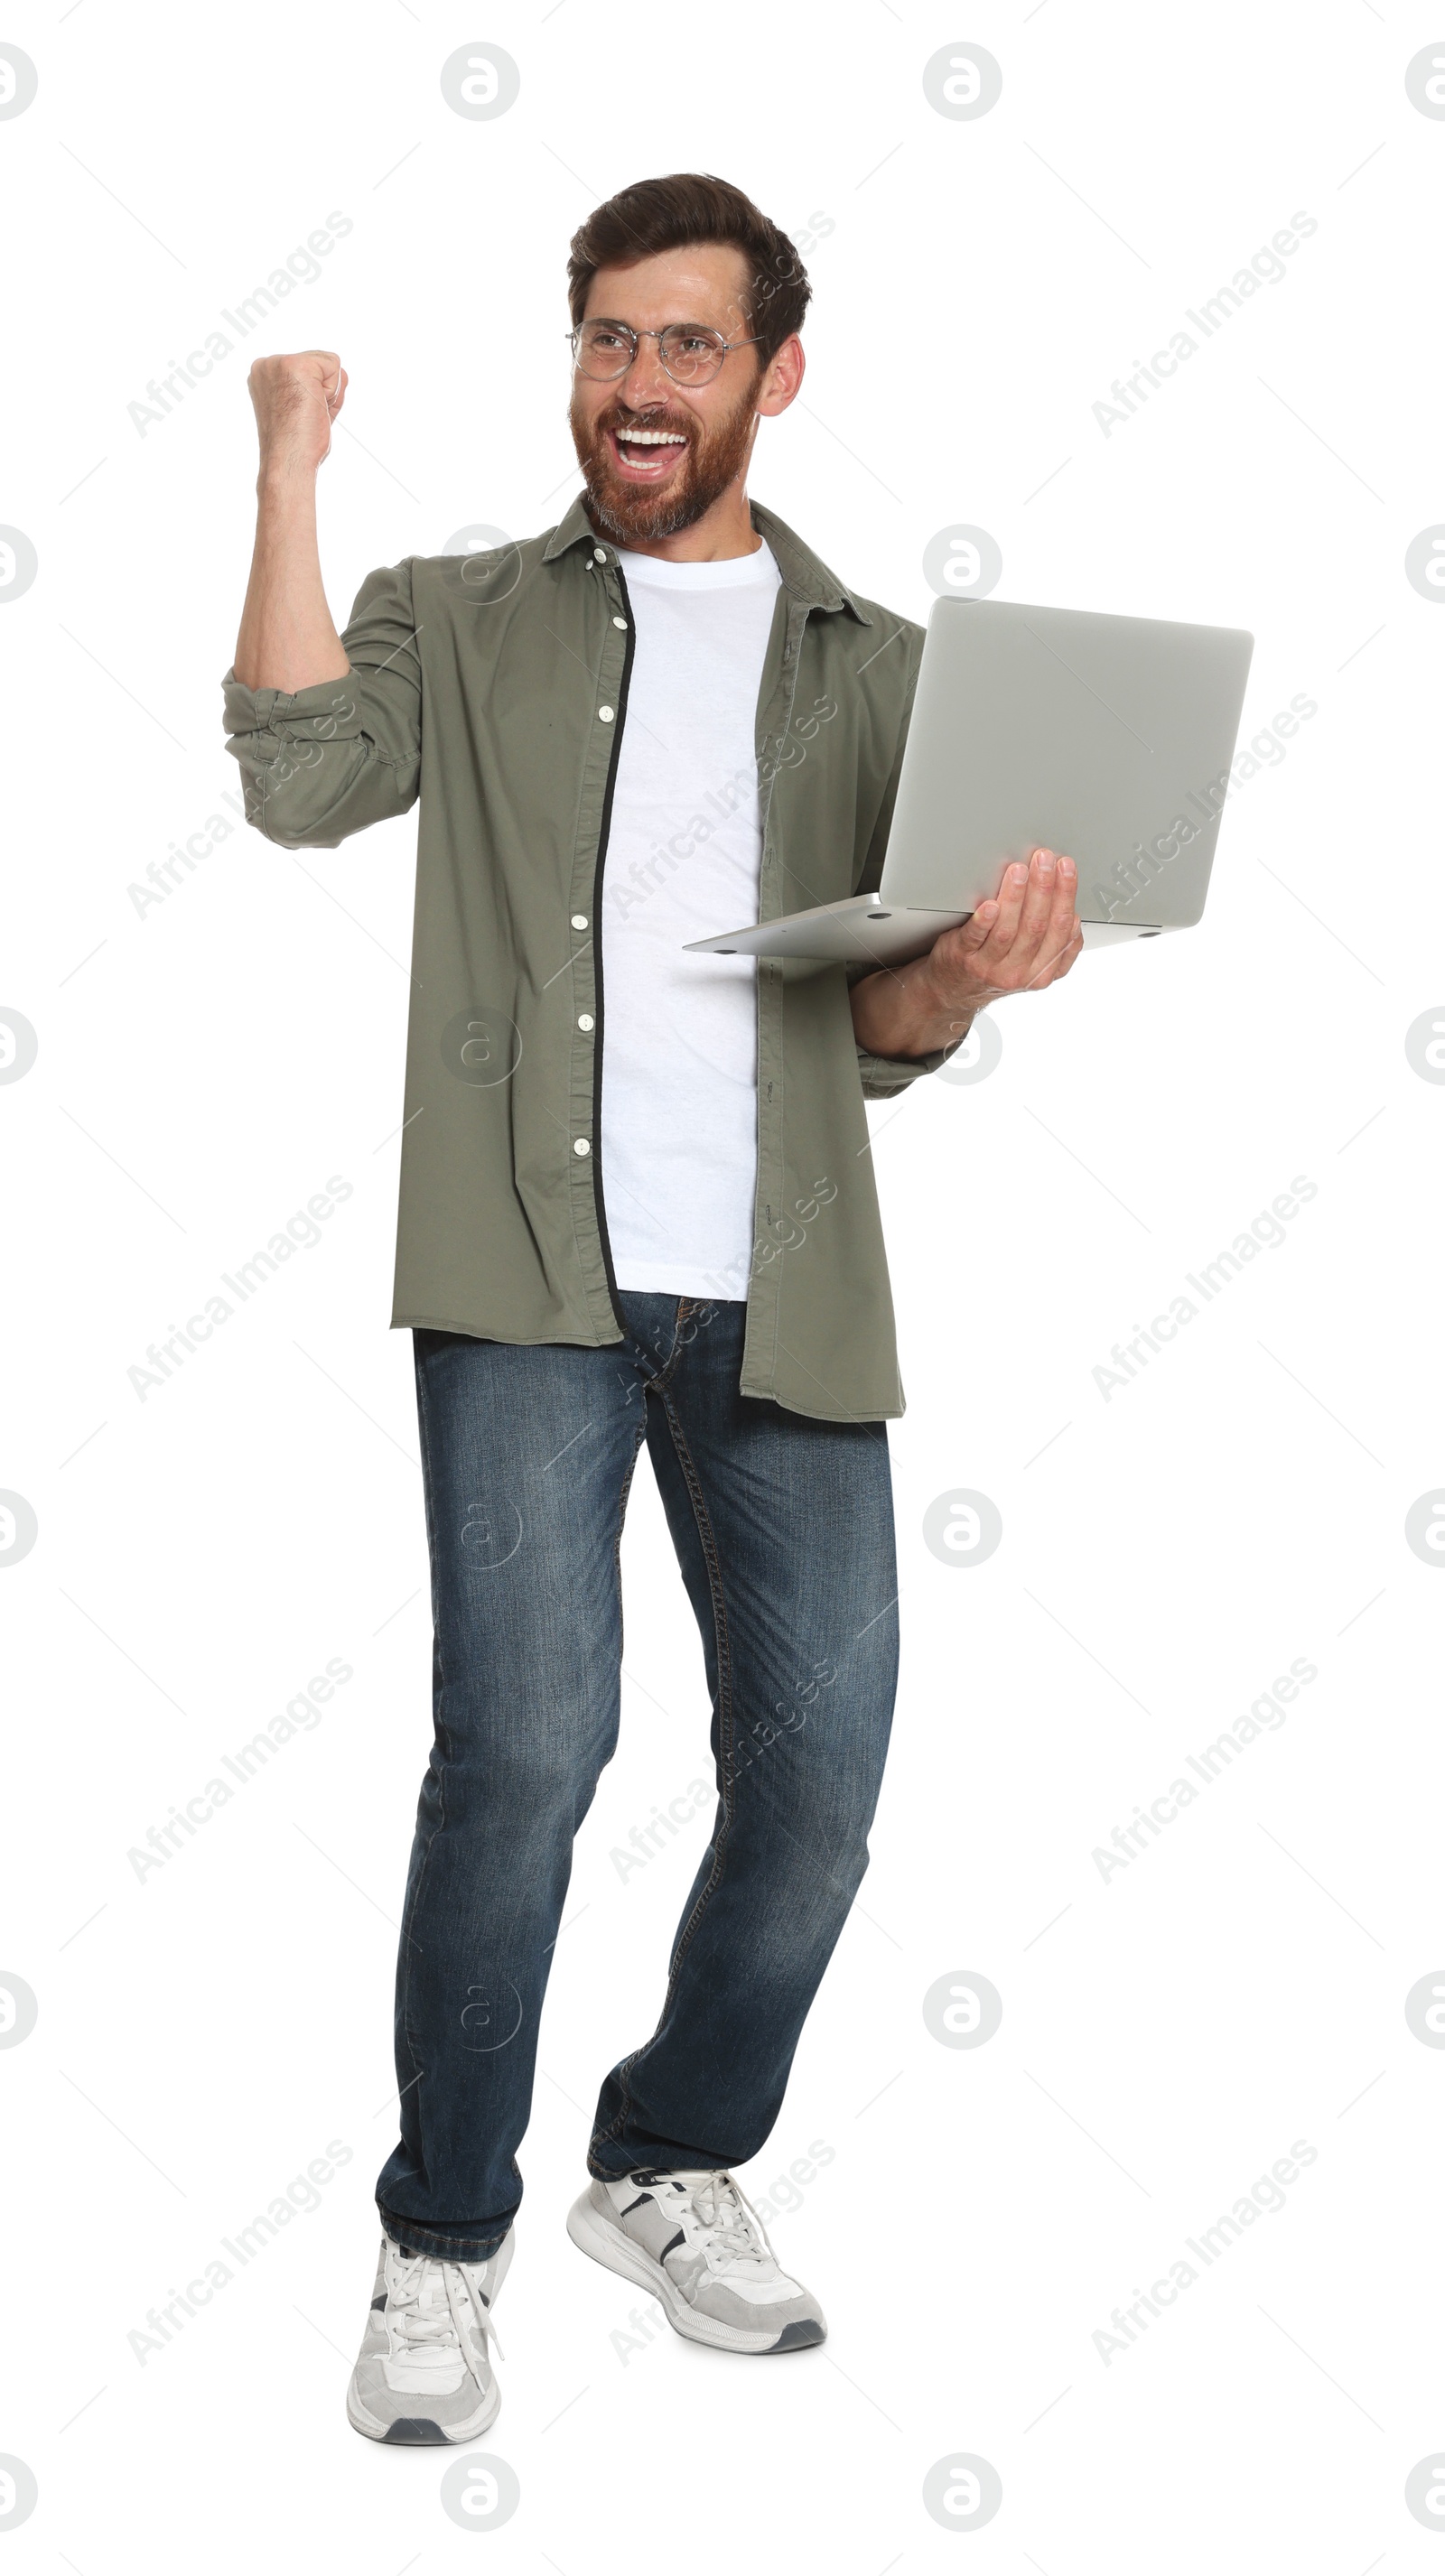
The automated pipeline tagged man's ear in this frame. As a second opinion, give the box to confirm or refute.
[756,333,805,420]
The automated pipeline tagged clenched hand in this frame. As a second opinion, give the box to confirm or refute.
[247,349,349,481]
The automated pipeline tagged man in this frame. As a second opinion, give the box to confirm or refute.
[223,172,1081,2442]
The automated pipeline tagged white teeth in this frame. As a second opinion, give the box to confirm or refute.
[617,431,685,446]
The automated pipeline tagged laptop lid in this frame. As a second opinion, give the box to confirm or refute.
[881,599,1254,928]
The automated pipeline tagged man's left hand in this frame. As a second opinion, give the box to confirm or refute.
[849,845,1084,1060]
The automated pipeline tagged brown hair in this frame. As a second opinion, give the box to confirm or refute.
[566,172,811,370]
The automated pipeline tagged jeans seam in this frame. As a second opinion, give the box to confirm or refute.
[396,1341,446,2097]
[582,1393,650,2162]
[611,1423,647,1669]
[657,1395,736,1973]
[590,1382,735,2161]
[633,1295,690,1398]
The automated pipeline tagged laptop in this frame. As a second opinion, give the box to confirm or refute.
[686,596,1254,965]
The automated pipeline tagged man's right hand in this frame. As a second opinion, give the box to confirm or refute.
[247,350,349,479]
[232,353,352,692]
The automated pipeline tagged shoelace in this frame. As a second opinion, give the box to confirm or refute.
[663,2170,778,2271]
[388,2253,505,2394]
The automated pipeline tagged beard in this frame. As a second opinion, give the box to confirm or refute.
[569,376,759,544]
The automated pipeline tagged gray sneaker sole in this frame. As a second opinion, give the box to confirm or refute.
[346,2374,500,2445]
[565,2190,825,2354]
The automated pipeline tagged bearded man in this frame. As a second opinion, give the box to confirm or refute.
[222,170,1080,2442]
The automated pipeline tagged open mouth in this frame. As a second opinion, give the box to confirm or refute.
[609,424,690,481]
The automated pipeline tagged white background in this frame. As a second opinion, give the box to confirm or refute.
[3,1,1443,2567]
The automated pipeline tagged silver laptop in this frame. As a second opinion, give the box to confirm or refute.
[687,596,1254,964]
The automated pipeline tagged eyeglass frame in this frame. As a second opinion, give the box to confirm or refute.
[567,319,762,386]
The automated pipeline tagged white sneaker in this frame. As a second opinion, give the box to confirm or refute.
[346,2230,513,2444]
[567,2168,826,2353]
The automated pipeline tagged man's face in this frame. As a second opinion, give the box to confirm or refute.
[569,244,768,544]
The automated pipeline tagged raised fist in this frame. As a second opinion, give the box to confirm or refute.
[247,350,349,476]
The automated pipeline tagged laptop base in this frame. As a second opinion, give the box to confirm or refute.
[685,894,1161,967]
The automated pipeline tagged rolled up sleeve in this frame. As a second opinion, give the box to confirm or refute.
[853,1025,959,1096]
[221,557,422,849]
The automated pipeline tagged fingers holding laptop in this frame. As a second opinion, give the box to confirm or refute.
[948,846,1083,999]
[848,846,1082,1060]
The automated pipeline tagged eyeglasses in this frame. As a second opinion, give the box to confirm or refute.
[569,319,760,387]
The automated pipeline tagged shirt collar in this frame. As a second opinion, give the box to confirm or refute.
[542,492,872,626]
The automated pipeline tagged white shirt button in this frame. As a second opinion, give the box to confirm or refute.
[577,1013,594,1031]
[592,547,607,563]
[598,705,614,721]
[571,914,588,930]
[573,1137,591,1156]
[612,615,627,629]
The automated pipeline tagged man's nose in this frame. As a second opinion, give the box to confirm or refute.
[616,337,674,409]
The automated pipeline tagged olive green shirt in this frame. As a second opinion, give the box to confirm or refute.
[221,496,946,1420]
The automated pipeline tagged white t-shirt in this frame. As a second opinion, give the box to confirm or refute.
[600,541,783,1298]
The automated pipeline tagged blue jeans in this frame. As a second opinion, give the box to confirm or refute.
[375,1293,899,2260]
